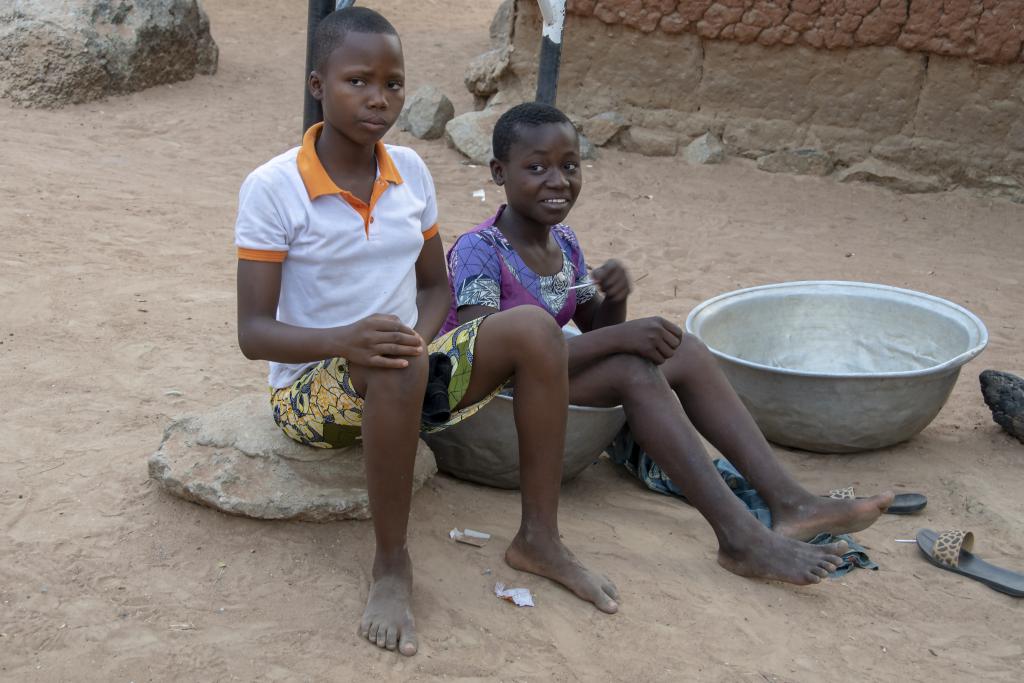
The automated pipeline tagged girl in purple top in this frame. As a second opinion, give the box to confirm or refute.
[447,103,895,587]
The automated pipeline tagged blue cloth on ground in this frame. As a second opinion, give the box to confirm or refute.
[607,426,877,577]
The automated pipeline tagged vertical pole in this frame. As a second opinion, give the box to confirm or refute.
[303,0,357,134]
[534,0,566,105]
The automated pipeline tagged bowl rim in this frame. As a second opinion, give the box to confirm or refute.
[685,280,989,379]
[494,392,623,413]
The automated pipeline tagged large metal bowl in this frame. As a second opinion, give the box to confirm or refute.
[422,394,626,489]
[686,281,988,453]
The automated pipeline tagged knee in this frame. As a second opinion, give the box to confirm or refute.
[496,305,566,360]
[679,333,711,359]
[360,351,429,401]
[605,353,661,391]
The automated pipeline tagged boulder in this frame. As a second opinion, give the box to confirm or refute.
[578,133,597,160]
[756,148,834,176]
[489,0,514,49]
[836,159,945,193]
[980,370,1024,444]
[464,47,511,99]
[582,111,626,147]
[620,127,678,157]
[148,394,437,522]
[683,132,726,165]
[0,0,218,108]
[397,85,454,140]
[445,109,503,164]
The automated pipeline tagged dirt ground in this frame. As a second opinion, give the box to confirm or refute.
[2,1,1023,680]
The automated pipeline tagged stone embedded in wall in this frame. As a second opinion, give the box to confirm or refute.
[583,111,627,146]
[490,0,515,48]
[683,132,726,165]
[0,0,218,108]
[566,0,1024,65]
[756,148,834,176]
[465,48,512,99]
[837,158,946,193]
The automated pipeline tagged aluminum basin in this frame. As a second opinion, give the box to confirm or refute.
[422,394,625,489]
[685,281,988,453]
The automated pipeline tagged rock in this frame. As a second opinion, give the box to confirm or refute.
[836,159,945,193]
[683,132,726,165]
[578,133,597,160]
[756,148,834,176]
[582,111,626,146]
[445,109,503,164]
[396,85,454,140]
[0,0,217,108]
[489,0,514,49]
[980,370,1024,444]
[464,47,511,99]
[620,127,678,157]
[148,394,437,522]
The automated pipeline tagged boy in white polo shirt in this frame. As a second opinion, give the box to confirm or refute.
[234,8,618,657]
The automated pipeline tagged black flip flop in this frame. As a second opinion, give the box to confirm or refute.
[916,529,1024,597]
[827,487,927,515]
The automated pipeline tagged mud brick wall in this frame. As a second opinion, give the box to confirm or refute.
[500,0,1024,191]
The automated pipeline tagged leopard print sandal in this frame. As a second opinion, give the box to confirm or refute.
[916,528,1024,597]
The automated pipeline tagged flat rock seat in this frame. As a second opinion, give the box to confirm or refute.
[148,394,436,522]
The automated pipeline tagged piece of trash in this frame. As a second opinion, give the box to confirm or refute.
[164,390,184,397]
[482,568,492,576]
[472,189,486,202]
[845,252,854,258]
[495,582,534,607]
[894,539,916,543]
[216,561,227,568]
[449,528,491,547]
[169,623,196,631]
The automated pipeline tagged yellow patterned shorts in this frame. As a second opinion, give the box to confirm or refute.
[270,317,500,448]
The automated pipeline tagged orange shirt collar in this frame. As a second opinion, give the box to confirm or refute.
[296,122,404,200]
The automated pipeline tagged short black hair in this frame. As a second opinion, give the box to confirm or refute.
[492,102,575,162]
[312,7,399,72]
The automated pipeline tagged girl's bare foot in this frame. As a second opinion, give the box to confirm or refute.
[358,551,418,656]
[717,525,849,585]
[505,529,619,613]
[771,491,895,541]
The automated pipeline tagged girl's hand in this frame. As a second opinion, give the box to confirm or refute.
[617,317,682,364]
[591,259,632,303]
[336,314,424,368]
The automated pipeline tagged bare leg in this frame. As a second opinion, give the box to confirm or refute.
[454,307,618,612]
[658,334,893,540]
[570,353,848,585]
[348,353,428,656]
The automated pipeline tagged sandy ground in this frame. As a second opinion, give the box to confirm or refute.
[2,1,1023,680]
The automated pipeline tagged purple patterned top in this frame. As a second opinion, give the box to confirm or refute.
[441,206,596,334]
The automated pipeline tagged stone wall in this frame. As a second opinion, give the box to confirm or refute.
[493,0,1024,198]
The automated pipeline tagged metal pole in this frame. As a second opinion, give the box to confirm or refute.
[303,0,357,133]
[535,0,566,105]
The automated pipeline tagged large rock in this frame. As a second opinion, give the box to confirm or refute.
[836,158,945,194]
[464,47,511,100]
[620,127,678,157]
[756,148,834,176]
[445,109,503,164]
[148,394,437,522]
[397,85,454,140]
[489,0,514,49]
[0,0,217,108]
[683,132,726,165]
[582,111,626,147]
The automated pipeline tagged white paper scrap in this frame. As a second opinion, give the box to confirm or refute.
[495,582,534,607]
[449,528,492,547]
[472,189,486,202]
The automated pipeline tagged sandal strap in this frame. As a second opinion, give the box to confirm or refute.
[829,486,856,500]
[932,530,975,568]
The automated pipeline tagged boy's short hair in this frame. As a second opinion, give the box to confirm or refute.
[312,7,399,72]
[492,102,575,162]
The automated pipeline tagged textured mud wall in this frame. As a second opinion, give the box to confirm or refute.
[567,0,1024,64]
[499,1,1024,193]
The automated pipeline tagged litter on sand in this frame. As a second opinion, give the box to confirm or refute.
[495,582,534,607]
[449,527,491,547]
[472,189,486,202]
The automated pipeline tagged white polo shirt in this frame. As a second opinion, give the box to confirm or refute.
[235,123,441,388]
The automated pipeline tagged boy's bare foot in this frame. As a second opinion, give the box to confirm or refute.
[771,491,895,541]
[358,551,418,656]
[717,526,849,585]
[505,529,619,613]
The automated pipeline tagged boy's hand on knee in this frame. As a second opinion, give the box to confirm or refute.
[618,317,683,364]
[336,314,425,369]
[591,260,632,303]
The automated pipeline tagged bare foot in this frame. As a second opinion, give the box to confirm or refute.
[771,491,895,541]
[505,529,619,613]
[717,525,849,585]
[357,551,418,656]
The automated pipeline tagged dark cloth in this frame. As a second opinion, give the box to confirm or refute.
[421,352,453,427]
